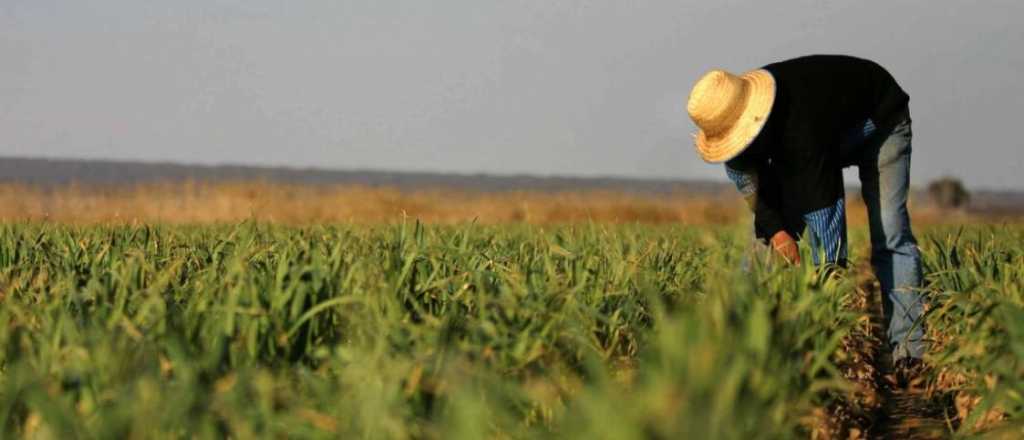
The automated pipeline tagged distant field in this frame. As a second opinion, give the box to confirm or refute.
[0,181,1004,226]
[0,182,741,225]
[1,221,1022,438]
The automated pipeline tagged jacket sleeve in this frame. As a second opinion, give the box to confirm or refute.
[724,164,786,242]
[751,163,787,242]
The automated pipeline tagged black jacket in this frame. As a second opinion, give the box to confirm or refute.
[729,55,910,241]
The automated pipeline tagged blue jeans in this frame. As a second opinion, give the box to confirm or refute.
[840,111,926,360]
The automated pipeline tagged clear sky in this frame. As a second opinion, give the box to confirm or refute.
[2,1,1022,189]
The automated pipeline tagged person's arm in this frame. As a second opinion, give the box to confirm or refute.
[724,164,800,264]
[756,171,800,264]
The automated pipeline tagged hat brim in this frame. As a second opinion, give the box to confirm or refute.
[694,69,776,164]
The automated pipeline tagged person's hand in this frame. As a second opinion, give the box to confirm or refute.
[770,230,801,265]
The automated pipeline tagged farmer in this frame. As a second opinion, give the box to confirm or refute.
[686,55,926,383]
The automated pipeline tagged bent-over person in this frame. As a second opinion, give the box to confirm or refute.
[686,55,926,384]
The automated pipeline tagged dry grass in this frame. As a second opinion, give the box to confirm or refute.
[0,181,741,225]
[0,181,989,226]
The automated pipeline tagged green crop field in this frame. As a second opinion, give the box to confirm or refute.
[0,222,1021,438]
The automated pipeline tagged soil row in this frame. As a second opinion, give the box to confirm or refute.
[818,265,955,439]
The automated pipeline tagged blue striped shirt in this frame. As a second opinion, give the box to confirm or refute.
[803,198,847,265]
[724,164,758,205]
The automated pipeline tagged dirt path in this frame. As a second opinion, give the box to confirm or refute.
[861,267,954,439]
[819,264,955,438]
[873,346,952,438]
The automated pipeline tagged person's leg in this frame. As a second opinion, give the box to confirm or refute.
[858,115,926,361]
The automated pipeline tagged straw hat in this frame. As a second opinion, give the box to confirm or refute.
[687,69,776,163]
